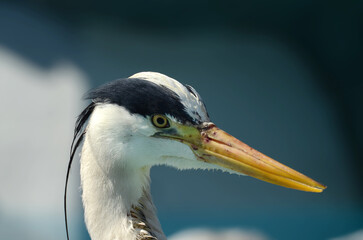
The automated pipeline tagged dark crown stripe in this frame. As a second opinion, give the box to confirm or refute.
[85,78,197,124]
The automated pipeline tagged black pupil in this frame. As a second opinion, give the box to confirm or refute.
[156,117,165,125]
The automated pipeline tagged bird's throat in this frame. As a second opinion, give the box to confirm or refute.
[80,136,165,240]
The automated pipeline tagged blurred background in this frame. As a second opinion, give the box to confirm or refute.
[0,1,362,240]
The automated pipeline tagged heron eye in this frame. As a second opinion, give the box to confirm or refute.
[152,115,170,128]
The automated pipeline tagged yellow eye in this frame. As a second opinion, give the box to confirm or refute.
[152,115,170,128]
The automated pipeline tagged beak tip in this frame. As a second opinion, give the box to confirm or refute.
[318,183,327,191]
[308,182,327,193]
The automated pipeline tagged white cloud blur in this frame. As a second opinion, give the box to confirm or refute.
[0,46,88,239]
[330,230,363,240]
[168,228,269,240]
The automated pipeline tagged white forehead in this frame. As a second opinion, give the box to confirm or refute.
[130,72,209,123]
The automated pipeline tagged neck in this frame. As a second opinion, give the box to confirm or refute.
[80,135,166,240]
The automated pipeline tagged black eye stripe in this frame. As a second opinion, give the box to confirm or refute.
[85,78,199,124]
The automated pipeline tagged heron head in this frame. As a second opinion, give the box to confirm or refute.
[80,72,326,192]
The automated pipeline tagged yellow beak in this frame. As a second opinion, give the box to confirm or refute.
[166,122,326,193]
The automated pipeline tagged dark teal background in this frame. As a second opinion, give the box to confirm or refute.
[0,1,362,239]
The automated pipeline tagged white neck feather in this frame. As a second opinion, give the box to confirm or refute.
[80,130,166,240]
[78,103,213,240]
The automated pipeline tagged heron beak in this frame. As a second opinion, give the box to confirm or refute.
[169,122,326,193]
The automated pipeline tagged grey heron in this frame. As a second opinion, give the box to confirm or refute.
[65,72,326,240]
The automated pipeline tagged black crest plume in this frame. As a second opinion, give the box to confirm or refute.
[64,102,95,240]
